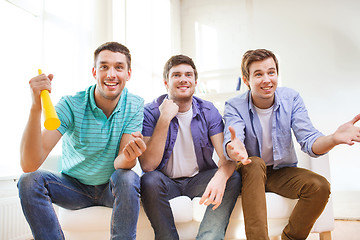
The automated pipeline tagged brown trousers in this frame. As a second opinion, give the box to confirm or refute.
[239,157,331,240]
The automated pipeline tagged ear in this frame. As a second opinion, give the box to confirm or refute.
[164,79,169,91]
[92,67,97,79]
[126,68,132,81]
[243,77,250,89]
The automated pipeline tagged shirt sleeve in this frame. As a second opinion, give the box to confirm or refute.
[206,103,224,137]
[142,104,158,137]
[291,92,324,157]
[55,96,74,135]
[123,98,144,134]
[223,100,247,160]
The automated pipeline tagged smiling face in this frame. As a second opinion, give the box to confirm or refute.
[92,50,131,105]
[165,63,197,103]
[244,57,278,109]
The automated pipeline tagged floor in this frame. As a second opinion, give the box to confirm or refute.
[307,220,360,240]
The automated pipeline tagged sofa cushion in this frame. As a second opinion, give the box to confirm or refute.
[191,193,298,223]
[169,196,193,223]
[59,206,112,231]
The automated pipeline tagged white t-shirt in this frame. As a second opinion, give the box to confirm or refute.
[254,105,274,166]
[162,107,199,178]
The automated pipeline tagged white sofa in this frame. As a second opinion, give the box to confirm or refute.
[41,149,334,240]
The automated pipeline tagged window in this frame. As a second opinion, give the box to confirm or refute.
[0,0,179,176]
[0,0,42,175]
[0,0,95,175]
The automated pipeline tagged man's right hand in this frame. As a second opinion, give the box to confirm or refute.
[226,126,251,165]
[159,98,179,121]
[29,73,54,106]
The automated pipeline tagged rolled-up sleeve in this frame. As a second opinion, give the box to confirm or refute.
[142,105,158,137]
[291,92,324,157]
[223,99,247,160]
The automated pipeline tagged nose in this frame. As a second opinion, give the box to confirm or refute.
[107,67,116,79]
[263,74,271,83]
[179,74,189,83]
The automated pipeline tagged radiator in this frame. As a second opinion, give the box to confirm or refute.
[0,196,32,240]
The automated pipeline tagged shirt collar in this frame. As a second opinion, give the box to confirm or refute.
[88,84,127,113]
[248,89,280,113]
[88,85,98,111]
[273,89,280,111]
[153,94,201,119]
[248,91,256,114]
[191,96,202,118]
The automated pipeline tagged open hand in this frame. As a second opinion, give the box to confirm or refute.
[226,126,251,165]
[199,174,226,210]
[333,114,360,146]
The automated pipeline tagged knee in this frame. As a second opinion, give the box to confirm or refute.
[242,156,266,173]
[140,171,165,194]
[249,156,266,167]
[17,170,46,198]
[315,175,331,198]
[304,174,331,200]
[111,169,140,189]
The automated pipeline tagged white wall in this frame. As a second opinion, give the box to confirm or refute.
[124,0,182,103]
[180,0,360,207]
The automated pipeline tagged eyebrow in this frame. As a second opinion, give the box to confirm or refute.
[99,61,126,65]
[171,71,194,75]
[253,67,276,73]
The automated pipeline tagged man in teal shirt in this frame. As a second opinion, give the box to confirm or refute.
[18,42,146,240]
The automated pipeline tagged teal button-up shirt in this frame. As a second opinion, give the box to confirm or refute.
[55,85,144,185]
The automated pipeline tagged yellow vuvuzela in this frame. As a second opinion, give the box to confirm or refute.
[38,69,61,130]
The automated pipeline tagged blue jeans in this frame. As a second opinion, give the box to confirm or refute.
[17,169,140,240]
[140,169,241,240]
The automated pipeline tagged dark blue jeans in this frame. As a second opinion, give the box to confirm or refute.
[17,169,140,240]
[141,169,241,240]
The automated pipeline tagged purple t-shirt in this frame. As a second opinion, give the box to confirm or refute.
[142,94,224,172]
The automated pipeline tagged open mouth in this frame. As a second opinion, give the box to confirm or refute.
[104,81,118,86]
[261,86,272,90]
[177,86,189,90]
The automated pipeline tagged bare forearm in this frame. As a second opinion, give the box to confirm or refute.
[216,158,237,180]
[312,135,336,155]
[114,153,137,170]
[20,107,44,172]
[139,117,171,172]
[313,114,360,155]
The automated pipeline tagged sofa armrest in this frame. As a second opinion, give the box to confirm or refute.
[308,154,335,233]
[296,149,334,233]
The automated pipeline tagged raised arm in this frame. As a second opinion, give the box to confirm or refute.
[20,73,62,172]
[312,114,360,155]
[138,99,179,172]
[200,132,237,210]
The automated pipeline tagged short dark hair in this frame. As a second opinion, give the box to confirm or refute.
[163,55,198,81]
[241,49,279,80]
[94,42,131,70]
